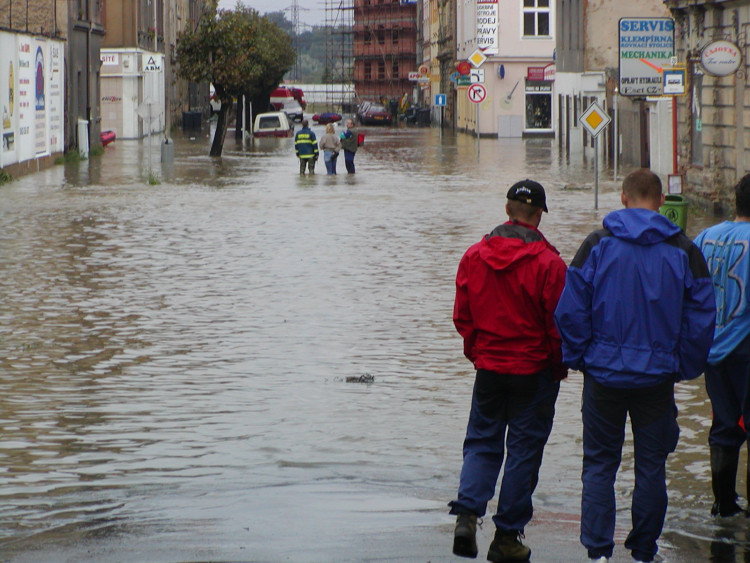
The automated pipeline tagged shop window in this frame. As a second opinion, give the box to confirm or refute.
[523,0,550,37]
[525,93,552,129]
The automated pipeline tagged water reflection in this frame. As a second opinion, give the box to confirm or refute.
[0,124,740,561]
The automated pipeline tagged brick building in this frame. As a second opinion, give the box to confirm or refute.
[352,0,418,102]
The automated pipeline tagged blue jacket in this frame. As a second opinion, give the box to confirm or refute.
[294,127,318,159]
[554,208,715,388]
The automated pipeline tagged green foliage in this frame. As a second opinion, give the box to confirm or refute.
[0,169,12,184]
[90,146,105,157]
[176,1,296,104]
[147,173,161,185]
[56,150,87,164]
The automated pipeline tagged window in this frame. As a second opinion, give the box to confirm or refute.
[364,61,372,80]
[378,61,385,80]
[393,30,399,44]
[523,0,550,37]
[392,60,399,78]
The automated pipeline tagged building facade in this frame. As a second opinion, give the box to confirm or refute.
[352,0,418,102]
[555,0,673,171]
[664,0,750,212]
[1,0,71,175]
[455,0,556,138]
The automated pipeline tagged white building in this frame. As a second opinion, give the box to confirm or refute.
[100,49,165,139]
[456,0,555,138]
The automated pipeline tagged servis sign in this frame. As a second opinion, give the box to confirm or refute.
[701,40,742,77]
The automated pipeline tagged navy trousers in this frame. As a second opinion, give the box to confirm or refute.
[705,332,750,448]
[449,368,559,533]
[344,150,356,173]
[581,374,679,562]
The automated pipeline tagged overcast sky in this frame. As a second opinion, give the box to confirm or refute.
[217,0,327,26]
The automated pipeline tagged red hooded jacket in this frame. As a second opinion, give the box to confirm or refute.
[453,220,568,379]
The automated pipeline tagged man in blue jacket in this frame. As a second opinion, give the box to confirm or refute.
[694,174,750,517]
[554,168,715,563]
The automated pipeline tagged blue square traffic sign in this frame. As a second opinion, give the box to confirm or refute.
[435,94,447,107]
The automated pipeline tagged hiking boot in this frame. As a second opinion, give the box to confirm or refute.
[452,513,478,558]
[487,529,531,562]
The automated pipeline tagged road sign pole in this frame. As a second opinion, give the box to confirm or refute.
[595,135,599,210]
[476,103,480,154]
[672,96,678,174]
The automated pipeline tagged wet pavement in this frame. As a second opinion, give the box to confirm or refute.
[0,122,745,562]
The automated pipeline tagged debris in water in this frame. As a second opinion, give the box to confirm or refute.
[346,373,375,383]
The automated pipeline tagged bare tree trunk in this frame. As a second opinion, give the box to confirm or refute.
[210,101,231,157]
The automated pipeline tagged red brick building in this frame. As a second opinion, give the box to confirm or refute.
[352,0,417,102]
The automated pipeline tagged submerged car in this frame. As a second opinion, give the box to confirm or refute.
[279,99,304,123]
[357,102,391,125]
[312,112,342,125]
[253,111,293,138]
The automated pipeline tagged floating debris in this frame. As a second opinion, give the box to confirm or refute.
[346,373,375,383]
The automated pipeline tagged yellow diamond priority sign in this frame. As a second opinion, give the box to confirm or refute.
[468,48,488,68]
[579,101,611,137]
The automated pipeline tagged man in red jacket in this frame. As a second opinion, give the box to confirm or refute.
[449,180,568,563]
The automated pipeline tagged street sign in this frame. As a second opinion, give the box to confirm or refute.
[619,17,674,96]
[469,48,488,68]
[449,71,460,83]
[457,61,472,76]
[457,76,472,86]
[467,83,487,104]
[408,71,420,81]
[579,101,611,137]
[662,68,686,95]
[435,94,447,107]
[470,69,485,84]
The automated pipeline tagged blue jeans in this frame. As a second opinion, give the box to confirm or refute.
[581,374,679,562]
[449,368,559,533]
[324,151,338,174]
[705,332,750,448]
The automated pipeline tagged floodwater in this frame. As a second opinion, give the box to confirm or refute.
[0,123,744,562]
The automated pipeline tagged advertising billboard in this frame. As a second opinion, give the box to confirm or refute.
[619,18,675,96]
[0,32,64,168]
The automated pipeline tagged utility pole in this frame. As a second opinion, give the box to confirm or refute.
[286,0,308,81]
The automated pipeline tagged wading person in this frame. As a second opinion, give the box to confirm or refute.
[318,123,341,175]
[694,174,750,517]
[554,168,715,563]
[449,180,568,562]
[294,119,318,175]
[340,119,358,174]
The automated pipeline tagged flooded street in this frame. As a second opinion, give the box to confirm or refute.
[0,124,744,562]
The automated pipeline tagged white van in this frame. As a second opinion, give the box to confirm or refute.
[253,111,293,138]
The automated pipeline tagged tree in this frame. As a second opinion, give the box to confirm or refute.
[176,1,296,156]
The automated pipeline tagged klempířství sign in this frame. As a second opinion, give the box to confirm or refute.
[619,18,675,96]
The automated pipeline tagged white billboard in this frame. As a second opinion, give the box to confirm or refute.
[619,18,674,96]
[477,0,499,55]
[0,33,64,167]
